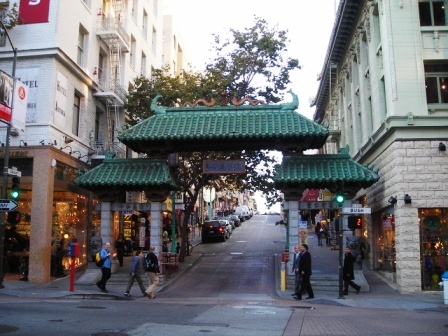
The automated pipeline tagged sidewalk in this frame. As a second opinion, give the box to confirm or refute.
[0,234,203,300]
[0,228,446,312]
[275,232,446,311]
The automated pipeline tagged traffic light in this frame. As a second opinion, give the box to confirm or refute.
[348,216,362,230]
[10,176,20,200]
[335,190,345,205]
[7,211,21,225]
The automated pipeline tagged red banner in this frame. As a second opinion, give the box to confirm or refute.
[19,0,50,25]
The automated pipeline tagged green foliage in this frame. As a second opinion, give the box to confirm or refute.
[206,16,301,103]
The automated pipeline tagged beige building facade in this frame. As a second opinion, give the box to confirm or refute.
[314,0,448,293]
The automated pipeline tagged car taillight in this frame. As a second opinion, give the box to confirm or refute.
[218,227,223,232]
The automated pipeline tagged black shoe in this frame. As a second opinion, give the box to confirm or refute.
[293,296,301,300]
[142,293,148,297]
[101,289,108,293]
[124,292,130,297]
[305,296,314,300]
[343,291,348,295]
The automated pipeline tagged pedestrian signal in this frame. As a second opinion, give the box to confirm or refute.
[348,216,362,230]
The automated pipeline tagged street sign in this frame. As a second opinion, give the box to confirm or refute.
[203,160,245,174]
[7,167,21,177]
[0,199,19,211]
[342,207,371,214]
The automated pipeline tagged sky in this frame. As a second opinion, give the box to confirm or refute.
[164,0,339,119]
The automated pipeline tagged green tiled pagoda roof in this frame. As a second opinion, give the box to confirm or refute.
[119,92,329,154]
[274,154,379,191]
[74,158,177,191]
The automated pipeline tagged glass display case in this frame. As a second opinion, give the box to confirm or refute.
[419,208,448,291]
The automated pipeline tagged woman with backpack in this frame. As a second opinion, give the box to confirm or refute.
[144,246,160,299]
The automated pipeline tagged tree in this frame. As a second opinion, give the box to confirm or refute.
[125,17,299,261]
[207,16,301,103]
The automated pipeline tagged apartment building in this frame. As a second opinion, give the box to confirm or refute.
[314,0,448,293]
[0,0,195,284]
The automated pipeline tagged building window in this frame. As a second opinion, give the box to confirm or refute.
[153,0,158,17]
[142,10,148,40]
[132,0,138,22]
[141,52,146,76]
[152,27,157,55]
[130,36,136,68]
[72,94,81,136]
[425,63,448,104]
[77,29,86,66]
[419,0,447,26]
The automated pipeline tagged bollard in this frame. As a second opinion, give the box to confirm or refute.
[280,261,286,291]
[442,271,448,305]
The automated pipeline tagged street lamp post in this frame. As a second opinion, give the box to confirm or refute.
[0,21,17,288]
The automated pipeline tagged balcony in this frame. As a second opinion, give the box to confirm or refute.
[96,18,130,52]
[90,140,126,160]
[94,79,127,105]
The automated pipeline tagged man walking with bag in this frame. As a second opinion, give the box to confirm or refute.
[96,242,116,293]
[145,246,160,299]
[124,250,147,297]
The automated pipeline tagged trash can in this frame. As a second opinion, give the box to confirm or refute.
[442,271,448,305]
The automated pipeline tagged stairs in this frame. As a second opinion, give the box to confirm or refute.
[287,274,340,293]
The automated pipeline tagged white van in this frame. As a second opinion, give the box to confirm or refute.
[235,206,250,220]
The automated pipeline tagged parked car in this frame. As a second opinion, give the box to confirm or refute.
[201,220,226,243]
[223,216,236,229]
[218,219,232,238]
[230,214,241,227]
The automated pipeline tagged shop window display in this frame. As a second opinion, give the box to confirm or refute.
[419,208,448,291]
[376,213,396,272]
[52,192,88,274]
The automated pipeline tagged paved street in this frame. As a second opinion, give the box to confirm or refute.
[0,214,447,335]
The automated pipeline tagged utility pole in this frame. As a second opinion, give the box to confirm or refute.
[0,21,17,288]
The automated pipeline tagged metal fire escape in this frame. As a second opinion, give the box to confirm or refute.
[93,0,129,158]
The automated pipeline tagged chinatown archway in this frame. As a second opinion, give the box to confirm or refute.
[75,91,378,264]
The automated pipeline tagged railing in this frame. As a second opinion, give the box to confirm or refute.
[96,79,127,103]
[90,140,126,159]
[96,18,130,49]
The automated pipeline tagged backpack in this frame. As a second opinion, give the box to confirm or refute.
[95,251,104,267]
[144,253,156,272]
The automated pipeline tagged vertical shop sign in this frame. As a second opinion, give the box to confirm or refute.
[54,71,67,128]
[16,68,40,123]
[12,80,28,131]
[0,70,13,122]
[298,221,308,245]
[19,0,51,25]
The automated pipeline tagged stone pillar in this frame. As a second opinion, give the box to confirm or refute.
[100,202,113,247]
[150,202,163,255]
[395,206,421,293]
[28,153,54,284]
[287,200,299,275]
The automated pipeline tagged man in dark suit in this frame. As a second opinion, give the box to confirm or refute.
[343,246,361,295]
[291,245,302,299]
[296,243,314,300]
